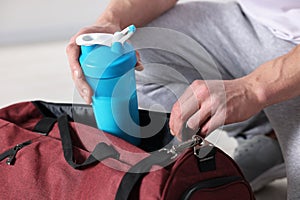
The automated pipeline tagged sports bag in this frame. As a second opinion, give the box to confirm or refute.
[0,101,255,200]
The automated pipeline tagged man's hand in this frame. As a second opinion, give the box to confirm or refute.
[66,23,120,104]
[169,78,264,140]
[170,45,300,141]
[66,23,143,104]
[65,0,177,104]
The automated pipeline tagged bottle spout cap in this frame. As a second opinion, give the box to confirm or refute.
[76,25,136,47]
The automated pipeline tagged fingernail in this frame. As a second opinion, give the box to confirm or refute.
[186,120,199,133]
[170,129,175,136]
[186,121,191,129]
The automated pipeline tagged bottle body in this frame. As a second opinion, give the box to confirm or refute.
[80,43,140,145]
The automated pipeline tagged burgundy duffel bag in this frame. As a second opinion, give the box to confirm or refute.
[0,101,255,200]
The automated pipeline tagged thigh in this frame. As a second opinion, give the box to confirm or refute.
[133,0,295,115]
[133,1,241,111]
[264,97,300,199]
[134,1,295,80]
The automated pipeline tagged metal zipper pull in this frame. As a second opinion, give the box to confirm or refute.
[171,135,203,154]
[193,141,214,159]
[6,140,31,165]
[160,135,203,159]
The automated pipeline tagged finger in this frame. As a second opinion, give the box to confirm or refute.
[170,93,195,136]
[178,86,201,118]
[169,98,198,138]
[74,70,93,104]
[66,41,81,79]
[186,105,211,131]
[169,102,184,138]
[175,81,207,119]
[135,60,144,71]
[169,86,201,137]
[200,113,223,138]
[170,129,182,142]
[181,122,198,141]
[135,51,144,71]
[66,42,93,104]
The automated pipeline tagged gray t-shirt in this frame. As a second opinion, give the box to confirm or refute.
[239,0,300,44]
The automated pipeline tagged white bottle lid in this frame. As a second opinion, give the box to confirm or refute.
[76,25,136,47]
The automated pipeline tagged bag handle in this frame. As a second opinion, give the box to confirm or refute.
[57,114,119,169]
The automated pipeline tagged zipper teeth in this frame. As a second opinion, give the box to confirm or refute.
[161,147,251,199]
[6,140,33,165]
[181,177,251,200]
[1,138,41,166]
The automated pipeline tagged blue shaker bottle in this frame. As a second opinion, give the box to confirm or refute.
[76,25,140,145]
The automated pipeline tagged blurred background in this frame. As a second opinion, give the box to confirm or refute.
[0,0,110,107]
[0,0,286,199]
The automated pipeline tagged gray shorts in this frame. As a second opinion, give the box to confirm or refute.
[131,1,295,137]
[131,2,300,198]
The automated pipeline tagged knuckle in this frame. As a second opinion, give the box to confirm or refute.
[191,80,201,88]
[191,80,209,100]
[209,96,218,107]
[172,102,183,120]
[66,43,76,54]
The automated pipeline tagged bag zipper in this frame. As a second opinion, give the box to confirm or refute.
[159,135,204,159]
[0,140,32,165]
[180,176,245,200]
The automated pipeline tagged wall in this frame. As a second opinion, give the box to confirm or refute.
[0,0,215,45]
[0,0,109,45]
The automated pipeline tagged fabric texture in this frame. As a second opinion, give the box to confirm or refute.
[238,0,300,44]
[0,101,254,200]
[132,1,295,136]
[132,1,299,199]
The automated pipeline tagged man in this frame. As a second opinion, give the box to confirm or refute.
[66,0,300,199]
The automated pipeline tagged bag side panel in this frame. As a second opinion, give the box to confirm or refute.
[136,165,170,200]
[0,102,43,131]
[0,121,132,200]
[162,148,253,200]
[187,180,253,200]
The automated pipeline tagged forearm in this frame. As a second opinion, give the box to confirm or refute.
[244,45,300,108]
[97,0,178,29]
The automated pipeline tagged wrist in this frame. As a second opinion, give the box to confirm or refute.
[242,73,269,109]
[96,11,122,30]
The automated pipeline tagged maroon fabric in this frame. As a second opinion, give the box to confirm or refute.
[188,182,253,200]
[0,102,160,199]
[160,149,254,200]
[0,102,255,200]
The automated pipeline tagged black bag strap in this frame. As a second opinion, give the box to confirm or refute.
[115,150,173,200]
[33,117,57,135]
[1,115,119,169]
[57,114,119,169]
